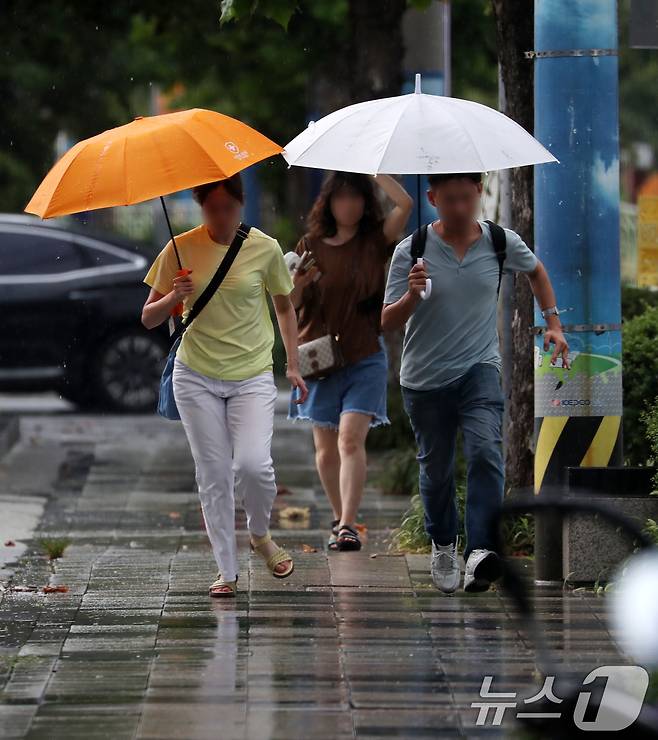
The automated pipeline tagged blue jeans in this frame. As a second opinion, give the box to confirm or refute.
[401,363,505,560]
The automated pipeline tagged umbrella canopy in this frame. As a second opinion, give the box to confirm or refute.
[25,108,282,218]
[283,74,557,175]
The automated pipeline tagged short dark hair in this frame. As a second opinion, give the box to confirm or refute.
[192,173,244,205]
[427,172,483,188]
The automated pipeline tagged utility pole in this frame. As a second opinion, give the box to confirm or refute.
[532,0,623,583]
[401,0,451,227]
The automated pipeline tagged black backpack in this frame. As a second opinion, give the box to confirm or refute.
[410,220,507,296]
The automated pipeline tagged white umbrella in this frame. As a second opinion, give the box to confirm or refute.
[283,73,557,175]
[283,74,557,299]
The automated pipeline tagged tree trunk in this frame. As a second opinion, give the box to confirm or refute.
[347,0,407,102]
[491,0,535,489]
[345,0,408,380]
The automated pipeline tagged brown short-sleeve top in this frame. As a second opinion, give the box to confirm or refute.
[295,224,396,365]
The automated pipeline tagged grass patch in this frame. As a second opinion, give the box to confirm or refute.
[37,537,71,560]
[388,494,430,553]
[501,513,535,557]
[388,487,467,554]
[644,517,658,546]
[382,444,535,556]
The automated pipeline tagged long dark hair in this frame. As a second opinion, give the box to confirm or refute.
[306,171,383,239]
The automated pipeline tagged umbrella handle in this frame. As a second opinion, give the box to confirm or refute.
[417,258,432,300]
[171,268,192,316]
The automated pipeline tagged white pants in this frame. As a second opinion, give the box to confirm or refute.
[172,357,278,581]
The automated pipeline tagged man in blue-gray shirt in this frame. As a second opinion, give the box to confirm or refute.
[382,172,568,594]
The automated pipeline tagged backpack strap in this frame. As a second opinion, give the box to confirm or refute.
[484,220,507,296]
[410,223,428,268]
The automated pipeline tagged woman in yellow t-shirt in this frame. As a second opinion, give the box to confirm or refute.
[141,174,308,598]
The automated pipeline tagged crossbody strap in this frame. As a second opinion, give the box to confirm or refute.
[175,222,251,338]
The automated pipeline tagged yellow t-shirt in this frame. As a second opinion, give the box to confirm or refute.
[143,224,293,381]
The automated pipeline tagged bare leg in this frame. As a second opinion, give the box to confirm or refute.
[337,412,372,528]
[312,426,342,520]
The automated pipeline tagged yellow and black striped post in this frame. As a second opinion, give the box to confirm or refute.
[534,412,623,583]
[534,415,622,494]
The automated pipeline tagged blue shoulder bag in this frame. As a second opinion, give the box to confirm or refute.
[157,223,251,420]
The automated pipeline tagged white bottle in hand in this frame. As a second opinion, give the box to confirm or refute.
[418,258,432,300]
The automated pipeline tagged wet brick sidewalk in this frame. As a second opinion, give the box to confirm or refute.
[0,390,630,738]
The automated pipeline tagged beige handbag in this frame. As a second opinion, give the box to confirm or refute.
[298,333,344,380]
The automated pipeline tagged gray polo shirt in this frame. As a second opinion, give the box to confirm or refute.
[383,220,538,391]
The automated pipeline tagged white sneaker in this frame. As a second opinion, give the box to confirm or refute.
[430,538,461,594]
[464,549,503,593]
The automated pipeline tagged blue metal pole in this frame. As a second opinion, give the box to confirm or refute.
[533,0,623,582]
[242,164,261,227]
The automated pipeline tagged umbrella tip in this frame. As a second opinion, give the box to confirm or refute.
[414,73,422,94]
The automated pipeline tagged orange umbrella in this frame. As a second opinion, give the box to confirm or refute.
[25,107,282,313]
[26,108,282,216]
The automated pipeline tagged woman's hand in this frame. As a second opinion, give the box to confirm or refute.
[287,367,308,404]
[292,265,319,290]
[172,270,194,300]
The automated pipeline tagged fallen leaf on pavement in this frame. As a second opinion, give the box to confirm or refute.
[302,544,317,553]
[279,506,310,521]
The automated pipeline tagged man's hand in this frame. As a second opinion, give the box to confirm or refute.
[544,328,570,369]
[408,261,428,298]
[526,259,569,369]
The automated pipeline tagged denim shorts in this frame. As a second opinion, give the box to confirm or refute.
[288,335,390,430]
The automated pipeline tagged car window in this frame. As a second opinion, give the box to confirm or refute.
[79,242,132,267]
[0,230,85,274]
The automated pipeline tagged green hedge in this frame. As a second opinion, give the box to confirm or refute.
[623,306,658,464]
[642,396,658,491]
[622,285,658,321]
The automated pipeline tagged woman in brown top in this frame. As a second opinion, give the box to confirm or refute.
[288,172,412,551]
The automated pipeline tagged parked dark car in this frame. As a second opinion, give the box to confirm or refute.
[0,214,170,412]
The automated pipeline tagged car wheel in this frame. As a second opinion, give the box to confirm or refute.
[93,329,168,413]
